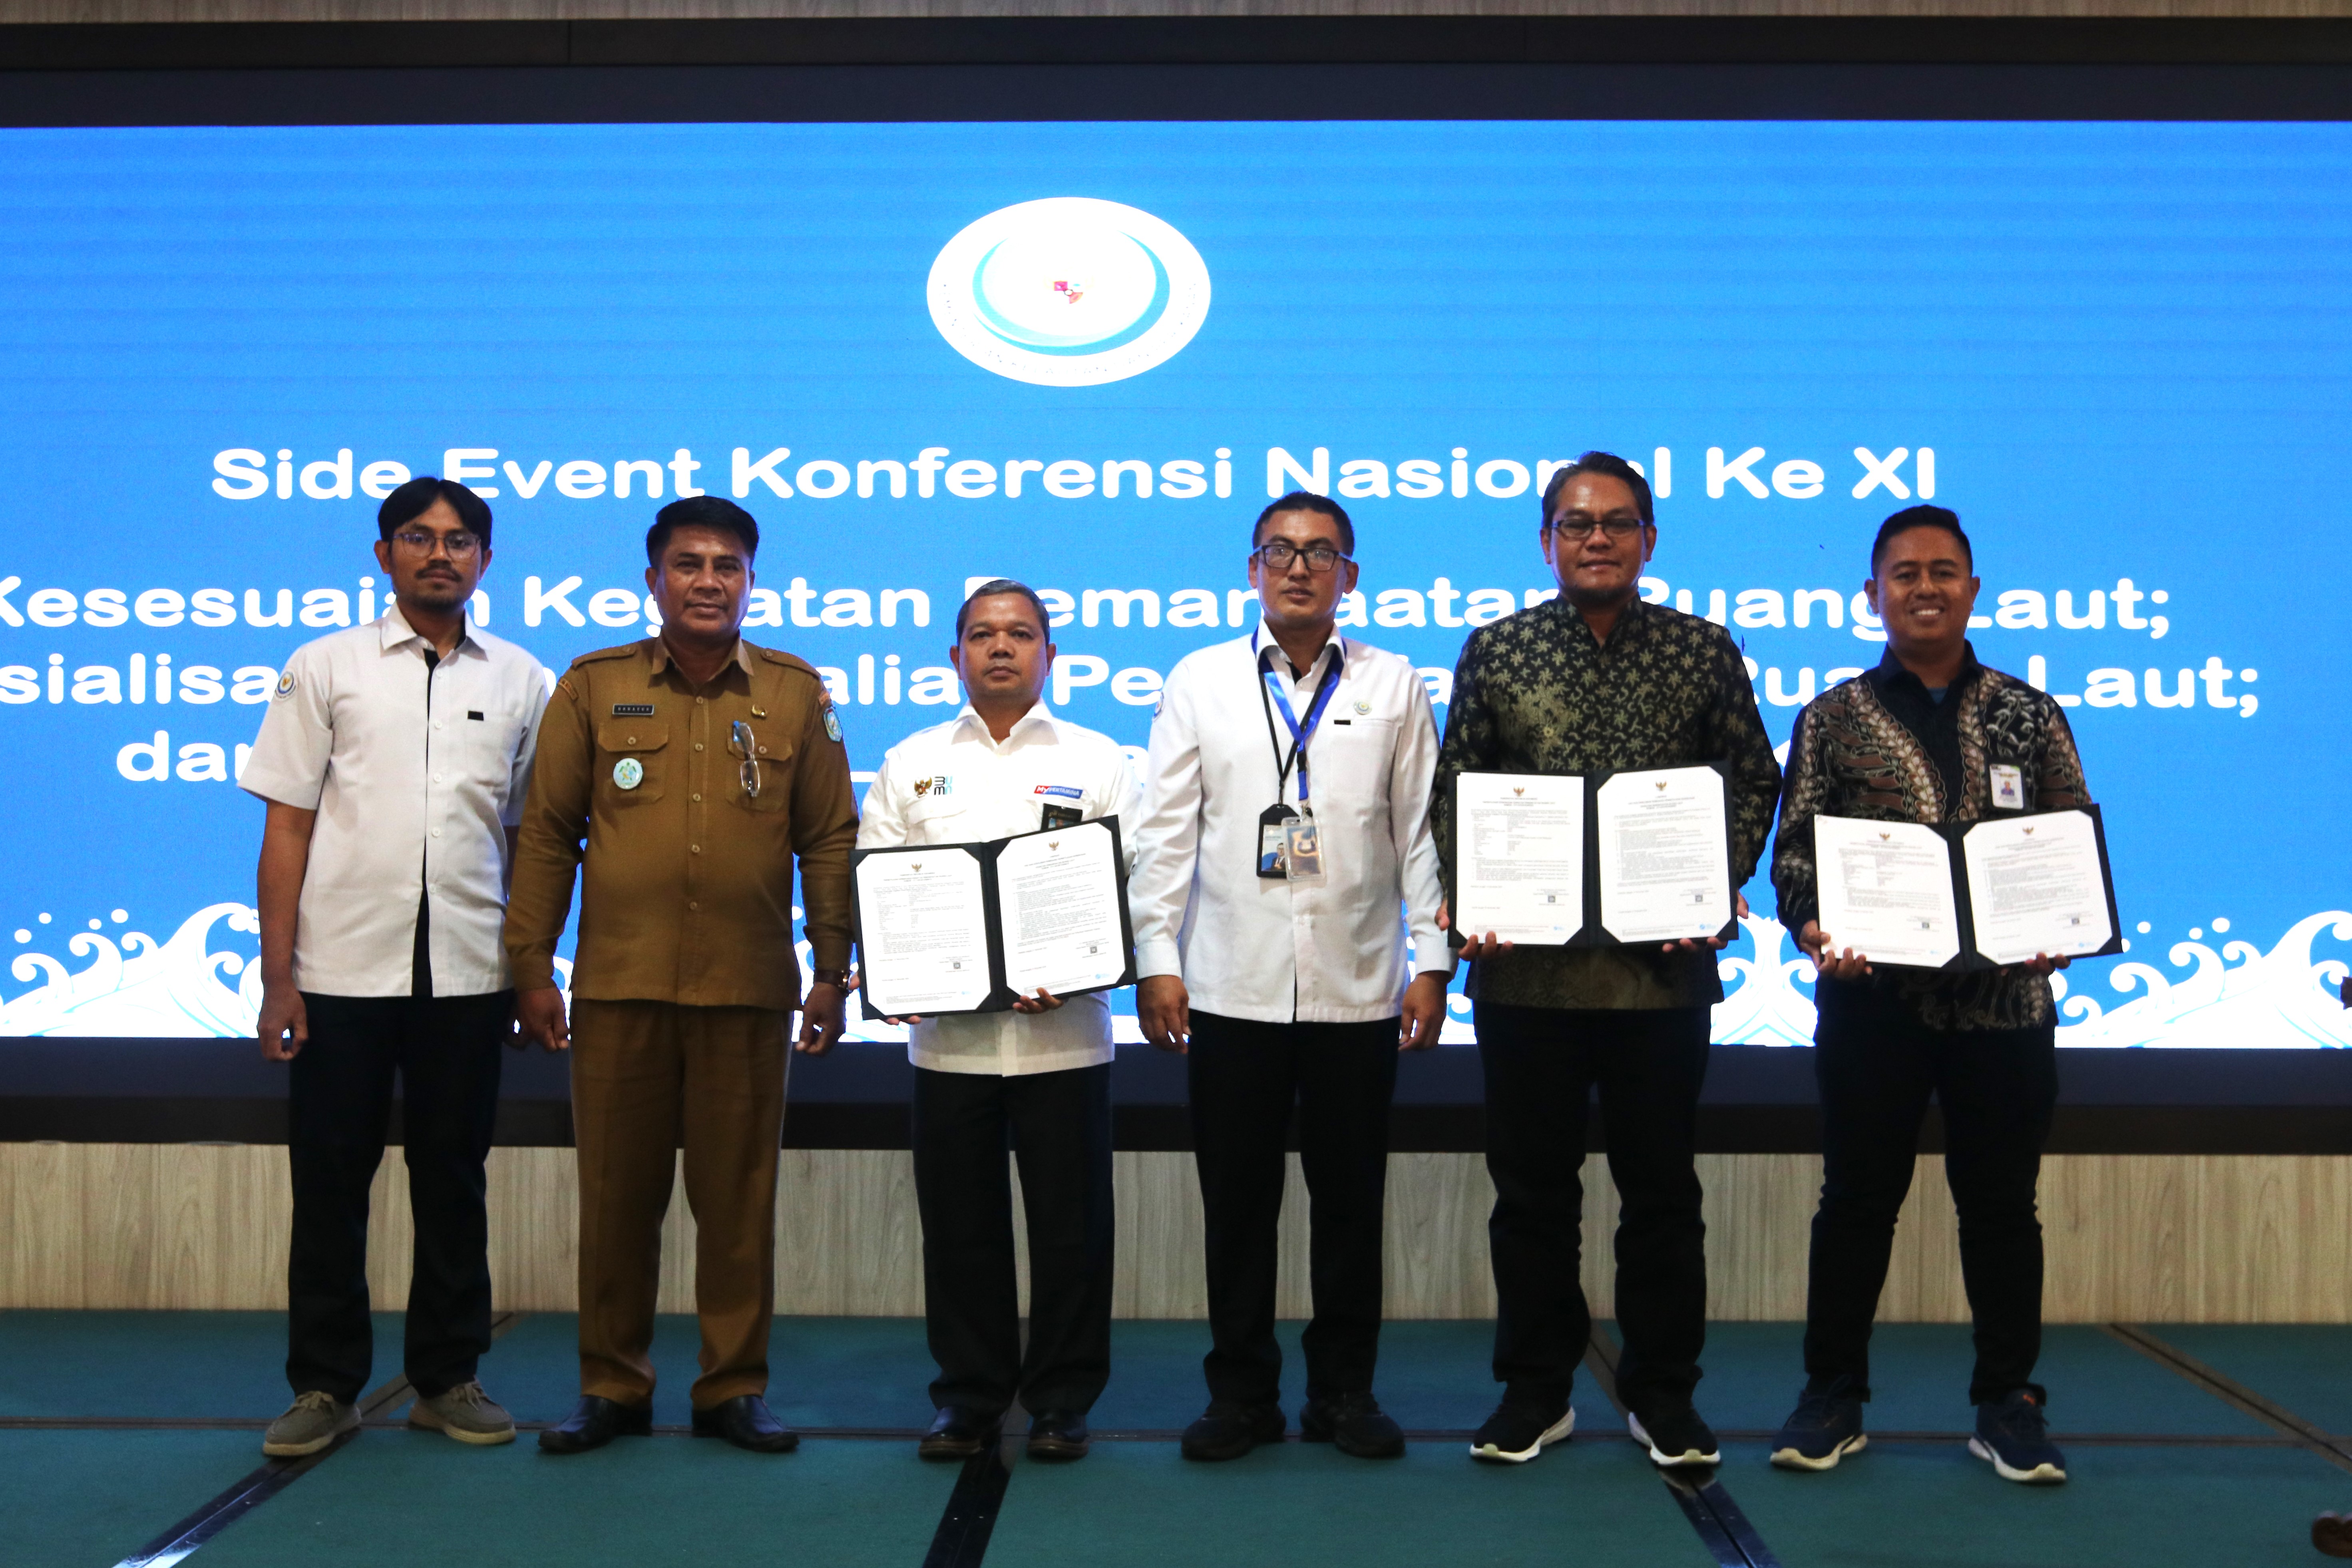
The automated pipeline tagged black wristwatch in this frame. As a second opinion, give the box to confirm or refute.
[810,968,851,991]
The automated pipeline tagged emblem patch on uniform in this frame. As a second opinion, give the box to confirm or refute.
[612,702,656,717]
[1353,699,1371,715]
[915,775,953,798]
[274,670,296,698]
[1033,784,1084,800]
[613,758,644,791]
[824,708,842,742]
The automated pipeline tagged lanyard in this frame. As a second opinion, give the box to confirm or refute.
[1257,636,1345,806]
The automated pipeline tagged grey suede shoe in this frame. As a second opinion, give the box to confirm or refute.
[407,1381,517,1446]
[263,1391,358,1457]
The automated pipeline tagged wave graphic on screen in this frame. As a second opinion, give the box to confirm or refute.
[7,902,2347,1048]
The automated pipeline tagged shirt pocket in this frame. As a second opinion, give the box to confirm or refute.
[1308,715,1399,810]
[595,719,670,808]
[732,730,794,813]
[901,790,970,842]
[465,706,527,792]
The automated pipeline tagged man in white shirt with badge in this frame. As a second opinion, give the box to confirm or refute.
[858,579,1141,1465]
[1130,492,1452,1463]
[242,476,547,1457]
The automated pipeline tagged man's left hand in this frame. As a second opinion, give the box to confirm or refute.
[2020,953,2072,976]
[1010,987,1065,1015]
[1399,972,1450,1052]
[796,980,849,1055]
[1664,892,1750,955]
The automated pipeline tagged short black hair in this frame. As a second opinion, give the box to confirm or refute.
[956,578,1053,639]
[378,476,491,549]
[1540,451,1654,527]
[1253,491,1355,555]
[647,496,759,565]
[1871,505,1973,572]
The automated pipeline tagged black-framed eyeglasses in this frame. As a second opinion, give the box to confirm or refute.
[388,529,481,559]
[1253,541,1351,573]
[1545,516,1647,541]
[729,720,761,798]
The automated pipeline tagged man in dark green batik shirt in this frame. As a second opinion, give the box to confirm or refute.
[1432,450,1780,1472]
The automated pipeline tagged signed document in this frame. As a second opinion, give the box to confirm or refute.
[854,847,994,1017]
[1962,810,2115,965]
[1595,766,1733,945]
[997,820,1128,999]
[1453,773,1585,943]
[1814,816,1964,969]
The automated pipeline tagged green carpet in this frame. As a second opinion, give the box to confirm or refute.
[1687,1322,2274,1437]
[990,1431,1715,1568]
[2139,1325,2352,1435]
[1725,1438,2349,1568]
[189,1427,954,1568]
[0,1429,267,1567]
[0,1309,401,1419]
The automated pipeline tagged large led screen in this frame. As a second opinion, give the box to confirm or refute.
[0,119,2342,1047]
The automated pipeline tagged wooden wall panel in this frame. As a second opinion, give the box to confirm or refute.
[7,1143,2351,1323]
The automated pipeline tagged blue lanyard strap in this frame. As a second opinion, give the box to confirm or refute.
[1258,639,1345,805]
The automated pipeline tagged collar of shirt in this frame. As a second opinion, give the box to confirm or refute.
[644,634,756,686]
[1549,591,1657,653]
[1250,620,1345,685]
[377,602,485,660]
[951,699,1062,752]
[1865,643,1984,702]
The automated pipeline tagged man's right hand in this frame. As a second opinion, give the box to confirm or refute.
[516,986,571,1052]
[1437,899,1515,962]
[257,981,307,1062]
[1137,975,1191,1054]
[1799,920,1873,982]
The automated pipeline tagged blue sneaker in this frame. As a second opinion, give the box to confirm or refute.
[1770,1385,1867,1471]
[1970,1389,2067,1484]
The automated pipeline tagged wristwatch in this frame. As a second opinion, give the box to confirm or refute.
[810,967,852,991]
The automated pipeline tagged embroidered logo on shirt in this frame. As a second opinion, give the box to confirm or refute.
[274,670,296,698]
[1033,784,1084,800]
[613,758,644,791]
[914,776,953,798]
[612,702,656,716]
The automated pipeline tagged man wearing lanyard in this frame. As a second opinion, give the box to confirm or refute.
[1132,491,1452,1463]
[858,579,1141,1464]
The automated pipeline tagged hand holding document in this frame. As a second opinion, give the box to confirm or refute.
[853,818,1136,1019]
[1807,808,2118,971]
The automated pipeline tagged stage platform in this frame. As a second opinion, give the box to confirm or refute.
[9,1311,2351,1568]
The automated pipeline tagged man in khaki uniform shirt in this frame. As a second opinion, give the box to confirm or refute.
[507,495,857,1455]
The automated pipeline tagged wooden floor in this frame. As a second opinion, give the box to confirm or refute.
[3,1144,2348,1320]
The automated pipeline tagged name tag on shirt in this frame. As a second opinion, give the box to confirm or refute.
[1990,763,2024,810]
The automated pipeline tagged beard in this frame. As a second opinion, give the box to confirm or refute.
[406,575,470,612]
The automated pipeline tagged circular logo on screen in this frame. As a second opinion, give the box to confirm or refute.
[928,198,1211,387]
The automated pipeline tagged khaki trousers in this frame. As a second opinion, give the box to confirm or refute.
[570,999,788,1410]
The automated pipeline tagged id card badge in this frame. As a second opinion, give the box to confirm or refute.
[1990,763,2025,811]
[1258,803,1300,880]
[1283,814,1327,885]
[1041,803,1085,830]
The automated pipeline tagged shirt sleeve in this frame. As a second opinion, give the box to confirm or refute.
[502,667,593,991]
[1389,663,1452,977]
[238,643,333,810]
[501,663,551,830]
[1429,627,1498,905]
[789,692,861,973]
[856,748,910,851]
[1705,625,1784,887]
[1770,702,1828,933]
[1127,664,1204,981]
[2032,698,2093,810]
[1102,741,1147,873]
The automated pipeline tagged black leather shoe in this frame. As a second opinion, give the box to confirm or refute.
[919,1407,1003,1461]
[1025,1410,1091,1461]
[1300,1392,1406,1459]
[537,1395,653,1455]
[690,1395,800,1453]
[1180,1403,1285,1462]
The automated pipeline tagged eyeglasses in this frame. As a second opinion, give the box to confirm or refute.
[1253,541,1351,573]
[1546,516,1647,541]
[388,529,481,559]
[729,720,762,798]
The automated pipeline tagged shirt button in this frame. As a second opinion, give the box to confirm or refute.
[694,742,704,752]
[696,696,707,704]
[688,901,699,911]
[431,828,443,838]
[691,792,702,802]
[691,844,702,854]
[432,773,442,783]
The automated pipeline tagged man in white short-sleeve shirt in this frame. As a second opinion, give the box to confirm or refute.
[240,477,547,1459]
[1128,493,1451,1463]
[858,579,1140,1465]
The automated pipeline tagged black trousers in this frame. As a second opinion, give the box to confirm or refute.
[287,991,509,1403]
[1187,1011,1399,1409]
[1476,1002,1711,1416]
[911,1063,1115,1418]
[1806,979,2058,1406]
